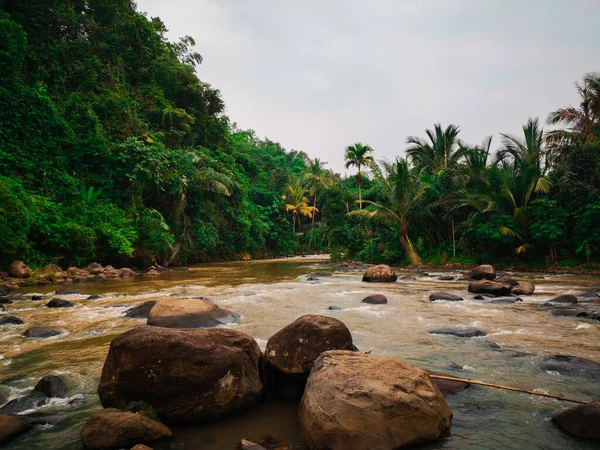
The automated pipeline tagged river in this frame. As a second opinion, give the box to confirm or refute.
[1,256,599,449]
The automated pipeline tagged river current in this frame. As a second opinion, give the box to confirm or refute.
[1,256,599,449]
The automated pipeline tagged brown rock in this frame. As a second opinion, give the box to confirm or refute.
[119,268,135,277]
[103,265,120,278]
[81,408,172,449]
[362,264,397,282]
[299,351,452,450]
[362,294,387,304]
[553,401,600,440]
[8,261,31,278]
[0,414,32,444]
[86,262,104,275]
[131,445,154,450]
[36,264,65,282]
[468,280,512,296]
[265,315,354,376]
[470,264,496,280]
[546,295,578,305]
[146,269,160,276]
[67,267,92,278]
[512,281,535,295]
[147,297,237,328]
[98,326,263,423]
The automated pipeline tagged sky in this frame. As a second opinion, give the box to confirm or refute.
[137,0,600,174]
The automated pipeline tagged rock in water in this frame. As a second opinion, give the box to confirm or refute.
[512,281,535,295]
[265,315,354,400]
[124,301,157,319]
[470,264,496,280]
[147,297,237,328]
[299,351,452,450]
[362,294,387,304]
[362,264,397,282]
[23,327,62,338]
[81,408,172,449]
[553,402,600,440]
[98,326,263,423]
[429,327,486,338]
[540,355,600,379]
[468,280,512,296]
[35,375,67,397]
[86,262,104,275]
[46,298,75,308]
[550,308,587,317]
[429,292,463,302]
[55,289,80,295]
[8,261,31,278]
[0,414,31,445]
[545,295,578,305]
[0,316,23,326]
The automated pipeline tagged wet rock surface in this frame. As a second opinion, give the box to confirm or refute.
[429,327,487,338]
[0,414,32,445]
[46,298,75,308]
[553,401,600,440]
[429,292,463,302]
[0,316,23,326]
[23,327,62,338]
[468,280,512,296]
[124,301,158,319]
[362,264,397,282]
[362,294,388,304]
[470,264,496,280]
[147,297,238,328]
[35,375,67,397]
[540,355,600,379]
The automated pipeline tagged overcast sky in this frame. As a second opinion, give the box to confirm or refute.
[137,0,600,174]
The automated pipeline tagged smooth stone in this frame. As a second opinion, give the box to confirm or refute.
[470,264,496,280]
[473,294,494,300]
[551,308,588,317]
[490,297,523,304]
[437,276,455,281]
[147,297,238,328]
[35,375,67,397]
[578,290,599,299]
[512,281,535,295]
[0,316,23,326]
[553,402,600,440]
[496,276,519,286]
[429,327,487,338]
[0,391,47,415]
[546,295,578,305]
[123,301,158,319]
[31,295,43,301]
[482,341,502,350]
[327,306,342,311]
[0,415,32,445]
[426,370,471,397]
[397,275,417,281]
[540,355,600,379]
[86,294,103,300]
[429,292,463,302]
[55,289,80,295]
[23,327,62,338]
[310,272,332,278]
[46,298,74,308]
[362,294,388,304]
[468,280,512,296]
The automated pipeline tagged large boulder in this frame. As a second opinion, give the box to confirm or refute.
[362,294,387,304]
[147,297,237,328]
[362,264,397,282]
[299,351,452,450]
[124,301,158,319]
[67,267,92,279]
[545,295,577,306]
[36,264,65,282]
[0,316,23,326]
[8,261,31,278]
[512,281,535,295]
[86,262,104,275]
[540,355,600,379]
[429,292,463,302]
[468,280,512,296]
[46,298,74,308]
[81,408,172,450]
[98,326,263,423]
[470,265,496,280]
[553,402,600,440]
[0,414,32,445]
[119,267,135,277]
[35,375,68,397]
[265,315,355,400]
[23,327,62,338]
[103,265,120,278]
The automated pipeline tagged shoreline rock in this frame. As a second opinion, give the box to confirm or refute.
[362,264,397,282]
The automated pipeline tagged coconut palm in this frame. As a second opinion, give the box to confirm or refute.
[344,143,374,209]
[406,124,464,174]
[349,157,431,264]
[282,185,316,233]
[546,72,600,147]
[303,158,332,247]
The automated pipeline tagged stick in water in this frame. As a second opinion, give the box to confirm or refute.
[429,374,589,405]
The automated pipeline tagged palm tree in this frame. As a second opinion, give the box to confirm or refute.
[406,124,464,174]
[282,185,316,233]
[344,143,374,209]
[303,158,332,248]
[349,157,431,264]
[546,72,600,147]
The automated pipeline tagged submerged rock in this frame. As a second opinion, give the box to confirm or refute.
[553,402,600,440]
[327,305,342,311]
[46,298,74,308]
[0,316,23,326]
[265,315,354,400]
[124,301,157,319]
[545,295,578,306]
[309,272,332,278]
[512,281,535,295]
[86,294,103,300]
[81,408,172,450]
[426,370,471,397]
[362,264,397,282]
[429,327,486,338]
[8,261,31,278]
[23,327,62,338]
[362,294,387,304]
[35,375,67,397]
[299,351,452,450]
[147,297,237,328]
[470,264,496,280]
[540,355,600,379]
[0,391,47,415]
[98,326,263,423]
[437,276,455,281]
[397,275,417,281]
[468,280,512,296]
[495,276,519,286]
[490,297,523,304]
[577,290,599,299]
[55,289,80,295]
[0,414,32,445]
[550,308,588,317]
[429,292,463,302]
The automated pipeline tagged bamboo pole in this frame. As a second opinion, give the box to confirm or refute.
[429,374,589,405]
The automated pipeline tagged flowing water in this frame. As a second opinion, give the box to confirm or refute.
[1,256,600,449]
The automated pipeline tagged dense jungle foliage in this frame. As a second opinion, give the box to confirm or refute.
[1,1,599,269]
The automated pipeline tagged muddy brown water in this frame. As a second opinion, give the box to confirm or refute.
[1,256,599,449]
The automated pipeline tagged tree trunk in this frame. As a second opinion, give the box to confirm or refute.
[452,217,456,258]
[399,226,422,265]
[358,164,362,210]
[310,191,317,249]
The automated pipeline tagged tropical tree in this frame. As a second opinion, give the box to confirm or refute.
[349,158,430,264]
[303,158,332,247]
[406,124,464,174]
[344,143,374,209]
[282,185,316,233]
[546,72,600,148]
